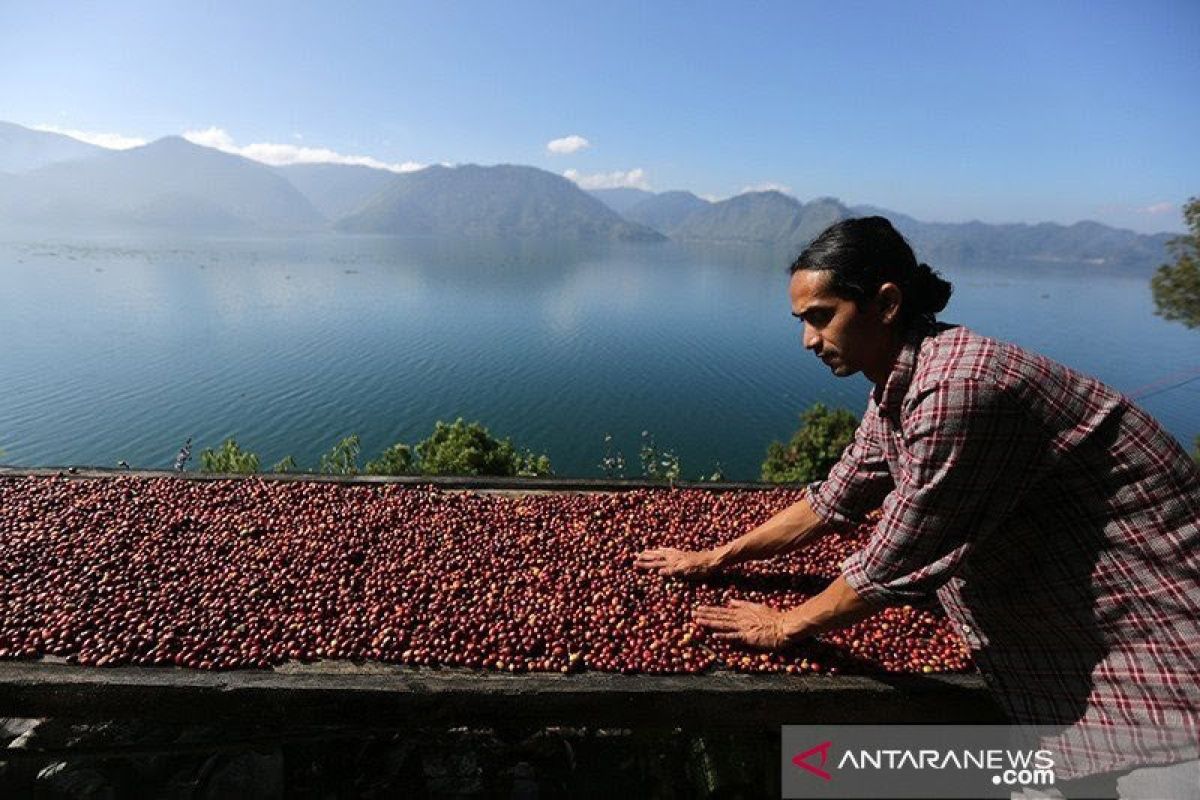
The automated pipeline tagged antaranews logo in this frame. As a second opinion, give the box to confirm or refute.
[782,726,1065,799]
[791,741,833,781]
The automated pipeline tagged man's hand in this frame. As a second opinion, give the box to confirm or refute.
[634,547,718,578]
[694,576,875,651]
[693,599,800,650]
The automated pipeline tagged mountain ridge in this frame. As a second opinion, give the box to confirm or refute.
[0,134,324,233]
[0,121,1174,267]
[0,122,106,173]
[336,163,665,242]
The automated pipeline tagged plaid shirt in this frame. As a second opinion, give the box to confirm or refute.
[808,322,1200,778]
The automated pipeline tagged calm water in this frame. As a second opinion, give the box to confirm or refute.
[2,235,1197,480]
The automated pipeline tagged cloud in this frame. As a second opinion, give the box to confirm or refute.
[739,182,793,196]
[563,167,650,191]
[182,126,425,173]
[183,126,236,150]
[547,134,591,155]
[32,124,146,150]
[1139,201,1175,215]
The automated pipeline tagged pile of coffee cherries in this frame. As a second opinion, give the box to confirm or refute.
[0,476,971,675]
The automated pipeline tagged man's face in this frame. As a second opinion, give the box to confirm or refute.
[789,269,891,379]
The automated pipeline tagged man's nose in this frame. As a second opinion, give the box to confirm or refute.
[802,323,820,351]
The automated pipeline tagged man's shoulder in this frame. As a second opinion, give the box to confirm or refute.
[912,323,1114,407]
[907,326,1060,398]
[913,323,1012,384]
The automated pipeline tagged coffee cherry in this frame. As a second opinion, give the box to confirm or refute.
[0,476,972,676]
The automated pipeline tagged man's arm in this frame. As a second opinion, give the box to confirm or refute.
[697,379,1042,649]
[634,494,834,576]
[693,574,879,649]
[711,493,833,567]
[637,397,892,578]
[781,574,878,638]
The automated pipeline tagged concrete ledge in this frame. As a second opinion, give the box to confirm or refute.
[0,466,791,493]
[0,661,1003,728]
[0,471,998,729]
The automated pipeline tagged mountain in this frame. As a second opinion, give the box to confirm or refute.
[275,162,396,221]
[849,205,1171,270]
[0,121,105,173]
[0,120,1170,267]
[668,190,804,243]
[0,136,325,233]
[898,219,1172,270]
[338,164,665,241]
[667,191,854,249]
[849,204,921,228]
[623,190,710,233]
[655,195,1169,269]
[788,197,854,247]
[588,187,654,214]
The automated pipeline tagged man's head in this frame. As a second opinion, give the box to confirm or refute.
[788,217,952,383]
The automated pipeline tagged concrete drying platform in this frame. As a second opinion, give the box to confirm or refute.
[0,659,1003,728]
[0,469,1002,728]
[0,466,784,492]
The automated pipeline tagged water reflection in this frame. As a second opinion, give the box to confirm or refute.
[0,235,1195,478]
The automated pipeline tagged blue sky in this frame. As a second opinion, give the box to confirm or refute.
[2,0,1197,233]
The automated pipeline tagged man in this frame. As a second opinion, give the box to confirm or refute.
[635,217,1200,796]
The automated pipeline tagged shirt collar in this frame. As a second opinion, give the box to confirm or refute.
[873,320,939,417]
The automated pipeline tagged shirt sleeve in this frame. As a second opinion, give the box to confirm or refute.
[841,378,1039,607]
[807,396,895,527]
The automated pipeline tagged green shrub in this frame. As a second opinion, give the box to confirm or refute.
[638,431,681,483]
[598,433,627,479]
[319,434,361,476]
[364,443,416,475]
[514,449,554,478]
[270,455,299,473]
[761,404,858,483]
[200,438,261,474]
[192,421,558,480]
[414,418,552,477]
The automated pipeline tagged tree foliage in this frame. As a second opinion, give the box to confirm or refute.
[270,455,299,474]
[190,421,551,479]
[364,443,416,476]
[638,431,681,483]
[200,438,261,474]
[513,449,554,478]
[318,434,361,476]
[413,418,552,477]
[761,404,858,483]
[1150,197,1200,329]
[598,433,627,478]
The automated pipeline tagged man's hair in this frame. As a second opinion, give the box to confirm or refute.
[789,216,952,328]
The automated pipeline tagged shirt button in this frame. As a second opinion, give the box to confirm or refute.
[961,624,973,635]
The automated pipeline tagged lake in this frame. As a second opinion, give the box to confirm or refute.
[2,234,1196,480]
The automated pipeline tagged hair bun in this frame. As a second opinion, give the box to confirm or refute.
[910,263,952,314]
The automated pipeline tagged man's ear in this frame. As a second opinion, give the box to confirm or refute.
[876,282,903,324]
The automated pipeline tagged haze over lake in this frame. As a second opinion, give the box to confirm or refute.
[2,235,1196,480]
